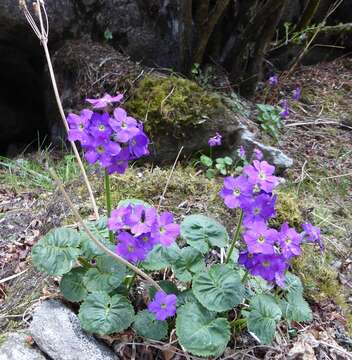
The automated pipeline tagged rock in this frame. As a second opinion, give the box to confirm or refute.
[239,130,293,172]
[0,332,46,360]
[30,300,118,360]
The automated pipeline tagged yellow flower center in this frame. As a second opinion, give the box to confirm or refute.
[97,145,105,154]
[258,235,265,244]
[234,188,241,196]
[254,207,260,215]
[258,171,266,180]
[262,260,270,267]
[285,237,291,244]
[128,245,135,253]
[98,124,105,131]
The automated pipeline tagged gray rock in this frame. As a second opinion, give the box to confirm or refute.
[30,300,118,360]
[239,130,293,173]
[0,332,46,360]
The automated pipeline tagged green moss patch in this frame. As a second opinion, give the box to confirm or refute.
[125,75,222,139]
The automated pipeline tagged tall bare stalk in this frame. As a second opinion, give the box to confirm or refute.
[19,0,99,219]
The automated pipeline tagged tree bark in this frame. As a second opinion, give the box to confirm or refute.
[296,0,321,32]
[179,0,193,74]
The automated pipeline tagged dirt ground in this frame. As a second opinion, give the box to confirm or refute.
[0,58,351,358]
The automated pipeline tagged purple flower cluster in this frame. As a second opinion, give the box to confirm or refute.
[108,204,180,263]
[66,94,149,175]
[220,159,323,287]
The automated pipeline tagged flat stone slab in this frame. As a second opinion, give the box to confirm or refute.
[30,300,118,360]
[0,332,46,360]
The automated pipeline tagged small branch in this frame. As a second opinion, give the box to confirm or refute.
[0,269,29,284]
[19,1,99,219]
[285,120,352,131]
[158,146,184,211]
[49,167,162,292]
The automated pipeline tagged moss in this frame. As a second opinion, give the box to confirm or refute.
[125,75,222,139]
[271,191,302,227]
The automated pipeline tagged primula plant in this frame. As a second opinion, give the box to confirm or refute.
[31,93,323,358]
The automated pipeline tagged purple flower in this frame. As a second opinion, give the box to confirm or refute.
[293,87,301,101]
[137,232,158,251]
[239,251,256,269]
[249,254,287,285]
[220,175,252,209]
[110,108,140,143]
[244,160,279,193]
[243,221,278,254]
[279,99,289,118]
[148,291,177,321]
[115,231,147,263]
[254,148,263,160]
[242,193,276,226]
[84,138,121,167]
[88,112,112,140]
[67,110,92,145]
[152,212,180,246]
[278,222,302,259]
[238,146,246,159]
[208,132,222,147]
[129,133,149,158]
[268,75,278,87]
[108,206,130,232]
[106,148,131,175]
[130,206,158,236]
[86,93,123,109]
[302,223,324,251]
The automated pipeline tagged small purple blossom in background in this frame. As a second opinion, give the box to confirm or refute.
[86,93,123,109]
[148,291,177,321]
[110,108,140,143]
[238,146,246,159]
[292,87,301,101]
[254,148,263,160]
[279,99,289,118]
[278,222,302,258]
[67,110,92,145]
[153,212,180,246]
[219,175,252,209]
[268,75,278,87]
[302,222,324,251]
[244,160,279,193]
[208,132,222,147]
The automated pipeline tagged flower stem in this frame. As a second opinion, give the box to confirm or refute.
[104,170,114,243]
[78,256,93,268]
[126,273,137,291]
[226,209,244,263]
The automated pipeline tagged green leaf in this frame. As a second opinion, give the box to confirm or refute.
[223,156,233,165]
[149,280,179,299]
[193,264,245,312]
[200,155,213,167]
[32,228,81,275]
[83,255,126,292]
[80,217,112,259]
[176,302,230,357]
[133,310,168,340]
[281,293,312,323]
[60,267,88,302]
[246,294,282,344]
[215,158,225,165]
[206,168,216,179]
[117,198,151,207]
[176,289,198,307]
[141,243,180,271]
[180,214,229,254]
[172,247,205,282]
[284,272,303,296]
[79,291,134,334]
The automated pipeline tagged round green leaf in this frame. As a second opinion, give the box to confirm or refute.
[193,264,245,312]
[60,267,88,302]
[133,310,168,340]
[79,291,134,334]
[176,302,230,357]
[83,255,126,292]
[284,272,303,296]
[32,228,81,275]
[172,247,205,282]
[246,294,282,344]
[176,289,198,307]
[180,214,229,254]
[141,243,180,271]
[117,198,151,207]
[200,155,213,167]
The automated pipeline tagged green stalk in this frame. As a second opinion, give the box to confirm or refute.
[126,273,137,291]
[104,169,114,243]
[226,209,244,263]
[78,256,94,268]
